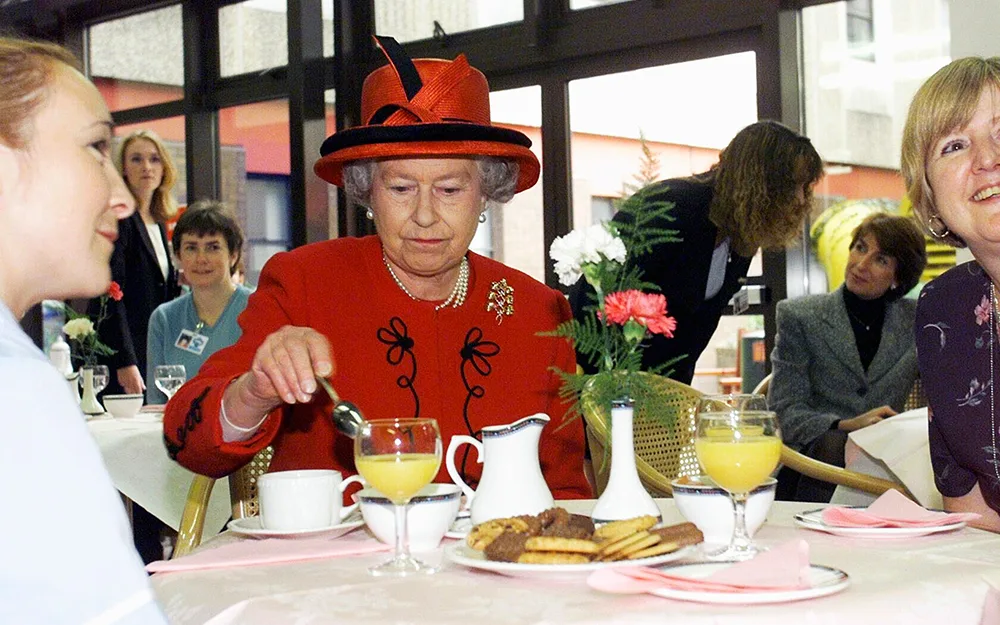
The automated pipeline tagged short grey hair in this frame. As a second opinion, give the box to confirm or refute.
[342,157,519,210]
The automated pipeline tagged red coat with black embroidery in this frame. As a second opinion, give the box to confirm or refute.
[163,235,592,499]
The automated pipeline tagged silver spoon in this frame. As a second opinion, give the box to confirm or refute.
[315,376,365,439]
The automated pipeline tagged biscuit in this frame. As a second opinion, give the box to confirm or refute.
[610,533,660,561]
[599,530,653,557]
[626,540,680,560]
[592,515,658,542]
[517,551,591,565]
[524,536,599,554]
[483,531,531,562]
[466,517,531,550]
[650,522,704,547]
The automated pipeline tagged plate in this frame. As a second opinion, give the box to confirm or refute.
[445,516,472,540]
[444,542,693,579]
[648,562,849,604]
[793,508,966,538]
[227,512,364,539]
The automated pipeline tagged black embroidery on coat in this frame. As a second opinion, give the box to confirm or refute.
[164,386,211,460]
[457,326,500,481]
[377,316,419,418]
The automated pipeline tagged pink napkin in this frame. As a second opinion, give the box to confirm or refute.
[147,531,391,573]
[587,539,812,595]
[821,489,980,528]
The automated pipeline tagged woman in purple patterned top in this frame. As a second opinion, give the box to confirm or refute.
[904,57,1000,533]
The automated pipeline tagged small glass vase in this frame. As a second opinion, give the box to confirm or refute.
[79,366,105,416]
[590,396,661,524]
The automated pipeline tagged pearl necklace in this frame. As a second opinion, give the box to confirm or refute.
[383,254,469,311]
[990,283,1000,483]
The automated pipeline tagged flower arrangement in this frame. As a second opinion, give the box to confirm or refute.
[62,281,121,367]
[545,187,682,424]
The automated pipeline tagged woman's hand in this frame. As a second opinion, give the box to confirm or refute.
[838,405,897,432]
[117,365,145,394]
[223,326,334,428]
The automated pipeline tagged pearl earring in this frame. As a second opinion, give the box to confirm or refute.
[365,208,374,220]
[479,211,487,224]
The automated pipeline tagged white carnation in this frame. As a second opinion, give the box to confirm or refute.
[63,318,94,340]
[549,223,626,287]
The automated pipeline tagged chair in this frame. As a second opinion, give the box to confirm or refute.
[172,446,274,558]
[581,372,703,497]
[752,372,912,499]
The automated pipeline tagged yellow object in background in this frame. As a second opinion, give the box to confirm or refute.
[810,196,955,292]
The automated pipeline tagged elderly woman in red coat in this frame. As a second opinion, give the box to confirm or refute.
[163,37,592,500]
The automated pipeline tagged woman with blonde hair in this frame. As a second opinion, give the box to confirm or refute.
[0,36,166,622]
[570,120,824,384]
[905,56,1000,532]
[93,129,181,400]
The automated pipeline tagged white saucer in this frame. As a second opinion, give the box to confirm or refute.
[794,508,967,538]
[227,513,364,539]
[444,516,472,539]
[648,562,849,604]
[444,542,693,580]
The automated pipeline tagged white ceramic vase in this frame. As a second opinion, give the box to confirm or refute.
[79,367,105,416]
[590,397,661,524]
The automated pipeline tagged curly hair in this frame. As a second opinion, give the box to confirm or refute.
[342,157,519,210]
[849,213,928,301]
[117,129,179,223]
[901,57,1000,248]
[707,120,824,252]
[0,37,80,151]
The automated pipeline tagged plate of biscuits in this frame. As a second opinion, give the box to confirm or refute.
[445,508,701,578]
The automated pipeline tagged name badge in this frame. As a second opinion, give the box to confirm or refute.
[731,288,750,315]
[175,329,208,355]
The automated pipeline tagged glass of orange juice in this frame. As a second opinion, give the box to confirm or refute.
[694,394,781,561]
[354,418,442,576]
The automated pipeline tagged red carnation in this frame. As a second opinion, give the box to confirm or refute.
[603,290,677,338]
[108,281,123,302]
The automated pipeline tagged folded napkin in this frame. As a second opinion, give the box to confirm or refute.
[147,532,391,573]
[587,539,811,595]
[821,489,980,528]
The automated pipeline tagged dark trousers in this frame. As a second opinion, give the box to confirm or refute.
[132,503,166,564]
[776,429,849,503]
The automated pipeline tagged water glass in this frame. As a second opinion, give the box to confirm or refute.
[154,364,186,400]
[80,365,109,394]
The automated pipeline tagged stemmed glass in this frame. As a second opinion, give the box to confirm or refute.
[354,418,442,576]
[153,364,186,400]
[80,364,109,394]
[694,393,782,561]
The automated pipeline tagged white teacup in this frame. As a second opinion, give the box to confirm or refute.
[258,469,364,532]
[671,475,777,546]
[355,483,461,552]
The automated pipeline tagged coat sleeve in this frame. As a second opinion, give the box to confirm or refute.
[162,251,305,477]
[540,293,594,499]
[101,222,138,371]
[146,305,167,405]
[769,301,842,450]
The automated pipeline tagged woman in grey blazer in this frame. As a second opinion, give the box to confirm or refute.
[769,213,927,502]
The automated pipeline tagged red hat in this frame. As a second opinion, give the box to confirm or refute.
[314,36,540,193]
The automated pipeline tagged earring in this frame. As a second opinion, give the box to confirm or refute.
[365,208,374,220]
[478,211,487,224]
[927,214,950,239]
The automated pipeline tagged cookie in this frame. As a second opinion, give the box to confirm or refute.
[483,531,531,563]
[626,540,680,560]
[466,517,531,551]
[593,515,658,542]
[608,533,660,561]
[516,551,592,565]
[599,530,652,556]
[524,536,599,554]
[651,522,704,547]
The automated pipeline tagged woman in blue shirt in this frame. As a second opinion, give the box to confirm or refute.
[146,201,251,404]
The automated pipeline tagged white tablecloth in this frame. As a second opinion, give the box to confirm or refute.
[87,415,231,535]
[830,408,941,509]
[151,499,1000,624]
